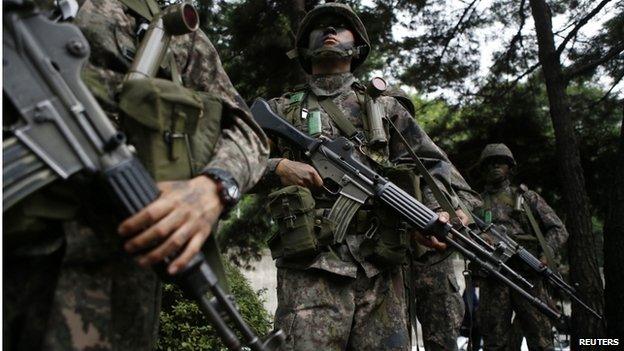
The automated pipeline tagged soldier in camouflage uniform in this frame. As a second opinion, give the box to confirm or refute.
[261,4,475,350]
[3,0,268,350]
[475,144,568,351]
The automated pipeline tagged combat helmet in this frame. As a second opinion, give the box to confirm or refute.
[291,2,370,73]
[479,143,517,168]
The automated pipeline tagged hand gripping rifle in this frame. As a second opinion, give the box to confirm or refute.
[470,214,602,320]
[2,2,284,350]
[251,98,563,322]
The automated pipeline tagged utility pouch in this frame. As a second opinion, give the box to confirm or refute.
[361,205,410,267]
[119,78,203,181]
[266,186,334,260]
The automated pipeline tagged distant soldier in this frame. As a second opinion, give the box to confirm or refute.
[476,144,568,351]
[3,0,268,350]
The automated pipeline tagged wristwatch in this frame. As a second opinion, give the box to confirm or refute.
[201,168,241,215]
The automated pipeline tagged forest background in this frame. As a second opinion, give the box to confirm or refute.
[156,1,623,350]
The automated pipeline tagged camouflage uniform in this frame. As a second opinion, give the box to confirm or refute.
[477,178,568,351]
[265,71,474,350]
[3,1,268,350]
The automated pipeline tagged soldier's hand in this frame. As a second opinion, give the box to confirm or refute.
[275,159,324,188]
[411,211,453,251]
[412,231,447,251]
[117,176,223,275]
[454,209,470,227]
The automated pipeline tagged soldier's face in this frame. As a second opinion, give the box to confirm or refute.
[308,18,355,51]
[484,158,511,184]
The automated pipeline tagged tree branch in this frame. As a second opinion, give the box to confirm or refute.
[587,71,624,110]
[438,0,479,60]
[490,0,527,70]
[564,42,624,79]
[555,0,612,56]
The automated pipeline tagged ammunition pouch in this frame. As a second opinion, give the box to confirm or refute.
[119,78,218,181]
[358,164,418,267]
[360,205,410,267]
[266,185,335,260]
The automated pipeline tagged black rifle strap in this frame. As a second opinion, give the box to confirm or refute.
[463,260,475,351]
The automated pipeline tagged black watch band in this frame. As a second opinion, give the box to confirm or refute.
[201,168,240,215]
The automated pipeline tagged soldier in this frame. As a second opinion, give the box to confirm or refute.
[261,4,474,350]
[475,143,568,351]
[3,0,268,350]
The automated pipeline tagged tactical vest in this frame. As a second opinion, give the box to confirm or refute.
[278,83,391,165]
[482,185,542,255]
[266,85,420,267]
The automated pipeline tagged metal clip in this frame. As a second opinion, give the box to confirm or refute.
[163,131,187,161]
[364,217,380,239]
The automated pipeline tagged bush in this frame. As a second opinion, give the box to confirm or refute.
[156,260,272,351]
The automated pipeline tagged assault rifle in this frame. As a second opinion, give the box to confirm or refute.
[2,2,283,350]
[469,214,602,320]
[251,98,563,321]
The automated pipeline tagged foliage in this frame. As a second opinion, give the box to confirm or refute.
[217,194,275,269]
[156,260,272,351]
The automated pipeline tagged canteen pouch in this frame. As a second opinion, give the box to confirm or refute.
[266,185,334,259]
[118,78,203,181]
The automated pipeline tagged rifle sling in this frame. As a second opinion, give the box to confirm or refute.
[385,117,458,218]
[521,197,557,271]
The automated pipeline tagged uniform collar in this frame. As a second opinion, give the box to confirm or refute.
[308,72,355,97]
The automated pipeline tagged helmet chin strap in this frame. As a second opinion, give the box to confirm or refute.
[303,41,364,61]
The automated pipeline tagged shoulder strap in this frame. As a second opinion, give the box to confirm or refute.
[519,190,557,270]
[313,94,360,140]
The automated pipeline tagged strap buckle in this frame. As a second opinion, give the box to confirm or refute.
[352,131,366,146]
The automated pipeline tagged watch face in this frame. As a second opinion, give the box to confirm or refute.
[226,183,240,201]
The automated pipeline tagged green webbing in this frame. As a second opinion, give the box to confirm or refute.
[521,196,557,271]
[314,94,359,139]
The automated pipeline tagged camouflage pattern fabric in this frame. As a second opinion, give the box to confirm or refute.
[477,179,569,350]
[477,275,555,351]
[411,254,464,351]
[3,1,268,350]
[264,72,478,350]
[274,267,410,351]
[481,180,568,263]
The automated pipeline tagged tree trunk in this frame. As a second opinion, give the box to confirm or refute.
[528,0,605,345]
[603,111,624,338]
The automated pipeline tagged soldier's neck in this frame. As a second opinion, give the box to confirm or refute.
[311,58,352,75]
[485,178,511,192]
[309,72,355,97]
